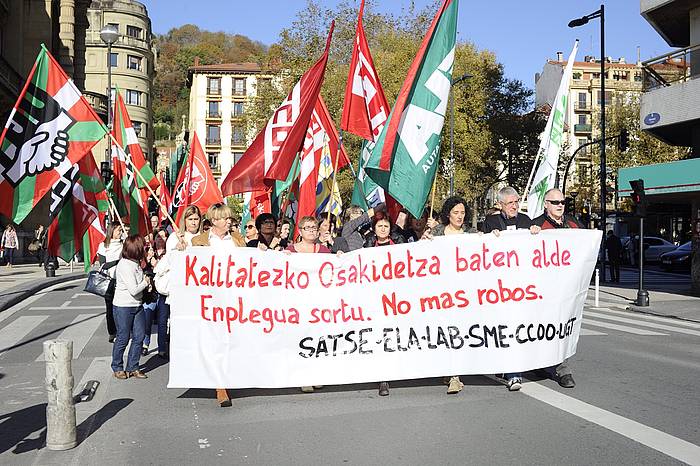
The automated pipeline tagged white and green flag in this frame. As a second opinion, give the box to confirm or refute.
[527,40,579,219]
[365,0,458,218]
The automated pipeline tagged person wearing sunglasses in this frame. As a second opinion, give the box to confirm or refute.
[244,219,258,244]
[530,187,582,389]
[247,212,287,251]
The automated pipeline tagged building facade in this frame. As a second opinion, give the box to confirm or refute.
[187,62,274,184]
[83,0,155,165]
[535,53,644,190]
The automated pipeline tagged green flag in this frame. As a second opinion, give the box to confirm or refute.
[366,0,458,217]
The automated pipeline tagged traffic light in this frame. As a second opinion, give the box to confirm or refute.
[618,129,629,152]
[629,179,646,217]
[565,197,574,213]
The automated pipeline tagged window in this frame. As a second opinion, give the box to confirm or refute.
[578,114,587,125]
[125,89,141,106]
[233,78,246,95]
[577,138,588,155]
[207,101,220,117]
[207,152,219,170]
[233,152,244,165]
[578,92,587,104]
[634,72,642,82]
[126,25,142,39]
[232,102,244,117]
[127,55,141,71]
[572,72,582,80]
[109,53,118,67]
[207,77,221,95]
[232,126,245,144]
[206,125,220,144]
[132,121,143,136]
[107,23,119,32]
[596,90,612,105]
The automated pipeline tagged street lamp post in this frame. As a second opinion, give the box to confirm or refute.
[100,24,119,168]
[569,4,606,278]
[449,73,472,196]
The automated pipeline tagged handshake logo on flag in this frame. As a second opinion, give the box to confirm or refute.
[1,84,75,186]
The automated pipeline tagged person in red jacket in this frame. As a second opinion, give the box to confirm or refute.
[532,188,581,388]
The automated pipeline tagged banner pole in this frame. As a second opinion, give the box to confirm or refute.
[106,195,126,231]
[107,132,179,232]
[327,134,343,224]
[428,165,439,220]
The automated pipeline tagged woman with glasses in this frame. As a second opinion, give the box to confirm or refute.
[286,216,329,393]
[317,214,349,253]
[191,203,245,407]
[247,212,286,251]
[244,219,258,244]
[422,196,477,394]
[362,211,405,396]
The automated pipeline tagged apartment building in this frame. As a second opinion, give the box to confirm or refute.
[187,62,274,184]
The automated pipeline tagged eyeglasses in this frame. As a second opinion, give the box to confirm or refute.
[545,199,565,205]
[302,226,318,232]
[245,225,255,230]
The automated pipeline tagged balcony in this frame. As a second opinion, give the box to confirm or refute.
[640,44,700,146]
[205,138,221,146]
[83,91,108,120]
[574,101,591,112]
[206,88,221,97]
[574,124,592,134]
[205,111,222,120]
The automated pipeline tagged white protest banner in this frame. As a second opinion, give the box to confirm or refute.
[167,229,601,389]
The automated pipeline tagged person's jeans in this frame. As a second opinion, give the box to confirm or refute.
[4,248,14,265]
[104,285,117,336]
[142,295,170,353]
[111,305,146,372]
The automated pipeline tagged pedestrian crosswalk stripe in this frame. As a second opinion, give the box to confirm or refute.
[29,305,104,311]
[585,311,700,337]
[36,314,103,361]
[0,315,50,354]
[583,318,667,336]
[580,328,607,336]
[590,307,700,330]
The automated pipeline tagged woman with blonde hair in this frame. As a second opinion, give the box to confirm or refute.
[166,205,202,252]
[191,203,245,407]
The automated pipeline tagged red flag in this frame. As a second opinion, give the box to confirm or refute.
[172,132,224,226]
[221,22,335,195]
[250,190,271,218]
[297,96,349,236]
[157,172,172,224]
[341,0,390,142]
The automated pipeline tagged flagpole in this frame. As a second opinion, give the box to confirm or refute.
[327,134,343,224]
[106,195,126,231]
[107,132,179,232]
[279,155,301,221]
[428,167,439,221]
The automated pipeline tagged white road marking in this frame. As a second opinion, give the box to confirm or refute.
[590,307,700,329]
[0,315,49,354]
[71,293,96,299]
[0,278,85,323]
[521,382,700,466]
[29,305,104,311]
[580,328,607,336]
[36,314,103,361]
[585,311,700,337]
[583,318,667,336]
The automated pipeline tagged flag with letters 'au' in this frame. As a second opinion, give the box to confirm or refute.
[0,46,107,223]
[366,0,458,218]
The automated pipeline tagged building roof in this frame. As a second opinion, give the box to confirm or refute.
[188,62,263,74]
[547,60,640,70]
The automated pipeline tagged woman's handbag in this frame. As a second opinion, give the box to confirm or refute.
[84,261,118,298]
[27,240,41,253]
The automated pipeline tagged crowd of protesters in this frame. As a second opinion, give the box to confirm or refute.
[90,186,593,407]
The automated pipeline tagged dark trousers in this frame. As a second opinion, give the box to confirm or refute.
[4,248,14,265]
[104,287,117,336]
[142,294,170,353]
[111,305,146,372]
[608,259,620,282]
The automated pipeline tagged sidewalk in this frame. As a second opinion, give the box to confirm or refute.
[0,262,86,312]
[592,283,700,323]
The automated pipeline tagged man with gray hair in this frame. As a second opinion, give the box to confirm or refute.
[481,186,540,392]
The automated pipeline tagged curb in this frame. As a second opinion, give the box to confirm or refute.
[627,304,700,324]
[0,272,86,312]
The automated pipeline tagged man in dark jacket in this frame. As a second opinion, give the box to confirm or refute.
[605,231,623,282]
[480,186,540,392]
[531,187,580,389]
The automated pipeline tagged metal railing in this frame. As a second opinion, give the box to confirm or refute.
[642,43,700,92]
[205,138,221,145]
[205,111,221,118]
[206,88,221,96]
[0,54,23,96]
[574,101,591,111]
[574,124,592,133]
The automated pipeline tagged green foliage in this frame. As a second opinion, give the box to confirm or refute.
[225,196,244,219]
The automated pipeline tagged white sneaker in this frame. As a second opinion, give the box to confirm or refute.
[447,376,464,394]
[507,377,522,392]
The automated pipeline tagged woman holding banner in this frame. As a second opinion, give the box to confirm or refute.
[363,211,405,396]
[191,203,245,407]
[287,215,330,393]
[424,196,477,394]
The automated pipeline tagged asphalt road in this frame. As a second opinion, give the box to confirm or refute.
[0,278,698,465]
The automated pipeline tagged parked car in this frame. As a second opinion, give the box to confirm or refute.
[660,242,693,272]
[624,236,678,264]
